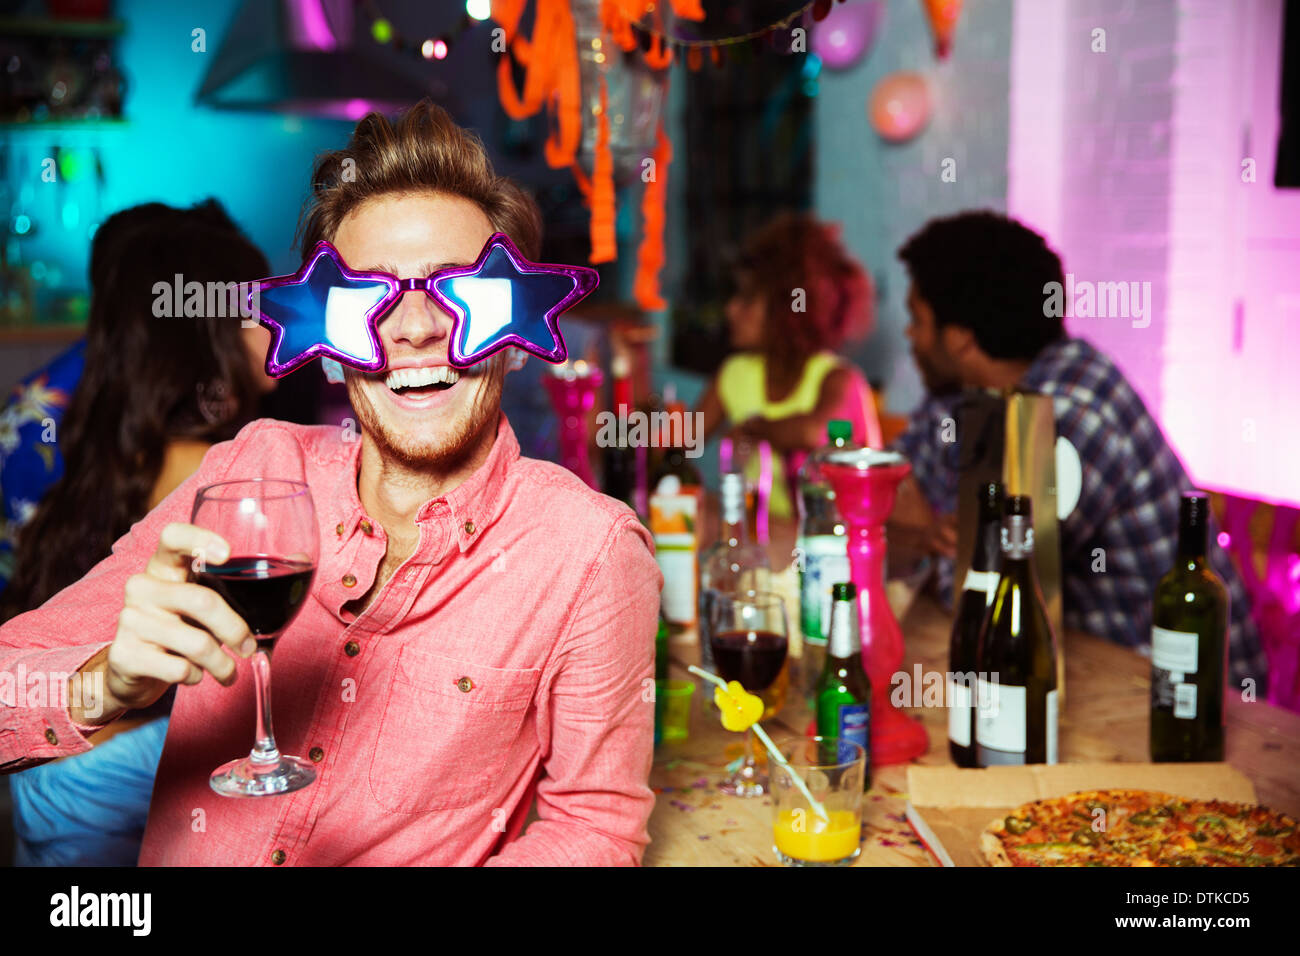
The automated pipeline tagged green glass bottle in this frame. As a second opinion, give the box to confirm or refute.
[815,581,873,789]
[948,481,1004,767]
[974,495,1059,766]
[1150,492,1227,762]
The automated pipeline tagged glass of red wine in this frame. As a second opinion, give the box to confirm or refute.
[709,590,789,797]
[190,478,317,797]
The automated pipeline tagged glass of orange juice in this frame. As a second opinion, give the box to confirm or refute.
[771,737,865,867]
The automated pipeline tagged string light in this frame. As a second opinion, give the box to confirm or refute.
[465,0,491,20]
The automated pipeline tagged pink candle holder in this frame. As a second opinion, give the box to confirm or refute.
[821,447,929,765]
[543,360,603,489]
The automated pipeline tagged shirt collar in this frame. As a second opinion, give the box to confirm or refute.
[1018,336,1079,392]
[323,415,519,555]
[418,414,519,553]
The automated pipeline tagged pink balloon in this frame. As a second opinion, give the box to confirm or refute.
[811,0,884,70]
[868,71,932,142]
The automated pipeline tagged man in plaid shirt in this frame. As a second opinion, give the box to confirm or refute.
[888,211,1269,695]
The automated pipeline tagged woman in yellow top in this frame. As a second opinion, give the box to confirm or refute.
[697,213,880,518]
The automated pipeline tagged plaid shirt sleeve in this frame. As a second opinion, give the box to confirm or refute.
[890,393,961,608]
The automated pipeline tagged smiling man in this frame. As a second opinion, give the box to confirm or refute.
[0,102,663,865]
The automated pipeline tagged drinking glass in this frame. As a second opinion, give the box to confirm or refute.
[191,478,318,797]
[771,736,866,866]
[708,590,789,796]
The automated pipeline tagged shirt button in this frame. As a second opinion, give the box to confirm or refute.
[463,520,475,535]
[44,728,58,745]
[344,640,360,657]
[456,676,473,693]
[341,573,357,588]
[309,746,324,763]
[335,522,344,536]
[360,519,374,535]
[271,849,286,865]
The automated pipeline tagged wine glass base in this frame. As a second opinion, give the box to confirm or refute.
[719,769,768,797]
[210,754,316,798]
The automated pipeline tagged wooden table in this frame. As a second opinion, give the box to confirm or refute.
[645,592,1300,866]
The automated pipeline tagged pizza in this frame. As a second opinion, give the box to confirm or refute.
[981,789,1300,866]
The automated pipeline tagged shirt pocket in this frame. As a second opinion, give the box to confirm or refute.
[367,646,540,814]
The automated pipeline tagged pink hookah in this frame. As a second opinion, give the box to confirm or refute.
[821,446,929,765]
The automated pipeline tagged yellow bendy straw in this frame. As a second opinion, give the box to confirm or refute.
[687,665,830,824]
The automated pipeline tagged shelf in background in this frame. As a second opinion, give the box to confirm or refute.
[0,325,86,345]
[0,118,127,130]
[0,16,125,38]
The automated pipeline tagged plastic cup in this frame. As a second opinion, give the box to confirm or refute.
[656,679,694,742]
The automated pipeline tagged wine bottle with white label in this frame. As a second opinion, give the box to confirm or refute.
[1150,491,1226,762]
[975,494,1060,766]
[948,481,1003,767]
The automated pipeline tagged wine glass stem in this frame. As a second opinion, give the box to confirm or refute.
[249,648,282,766]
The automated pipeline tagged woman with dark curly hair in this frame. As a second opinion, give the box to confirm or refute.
[696,212,880,517]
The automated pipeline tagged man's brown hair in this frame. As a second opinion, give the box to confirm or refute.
[298,100,542,260]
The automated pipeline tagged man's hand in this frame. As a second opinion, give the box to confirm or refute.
[888,476,958,562]
[70,523,255,726]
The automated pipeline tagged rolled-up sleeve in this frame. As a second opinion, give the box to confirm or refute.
[0,432,241,772]
[486,515,662,866]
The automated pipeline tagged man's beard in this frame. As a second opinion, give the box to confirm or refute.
[345,359,505,472]
[914,348,962,397]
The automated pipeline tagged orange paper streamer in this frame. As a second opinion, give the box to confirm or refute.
[588,77,617,264]
[922,0,964,59]
[634,120,671,310]
[494,0,677,284]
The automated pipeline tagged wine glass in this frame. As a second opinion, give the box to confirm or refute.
[709,590,789,796]
[191,478,318,797]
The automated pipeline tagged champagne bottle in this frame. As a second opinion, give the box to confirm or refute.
[975,495,1060,766]
[815,582,873,790]
[1150,492,1226,762]
[948,481,1003,767]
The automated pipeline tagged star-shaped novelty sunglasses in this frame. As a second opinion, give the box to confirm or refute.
[249,232,599,377]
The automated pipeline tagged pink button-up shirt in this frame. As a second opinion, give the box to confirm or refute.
[0,416,662,865]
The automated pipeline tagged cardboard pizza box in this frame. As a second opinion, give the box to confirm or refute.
[905,763,1258,867]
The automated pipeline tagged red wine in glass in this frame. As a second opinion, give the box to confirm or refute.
[708,591,789,797]
[710,629,788,689]
[192,478,318,798]
[193,556,314,651]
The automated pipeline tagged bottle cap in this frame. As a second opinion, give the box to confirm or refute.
[655,474,682,496]
[979,481,1004,511]
[1180,490,1209,527]
[720,472,746,520]
[831,581,857,601]
[1005,494,1033,519]
[827,419,853,443]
